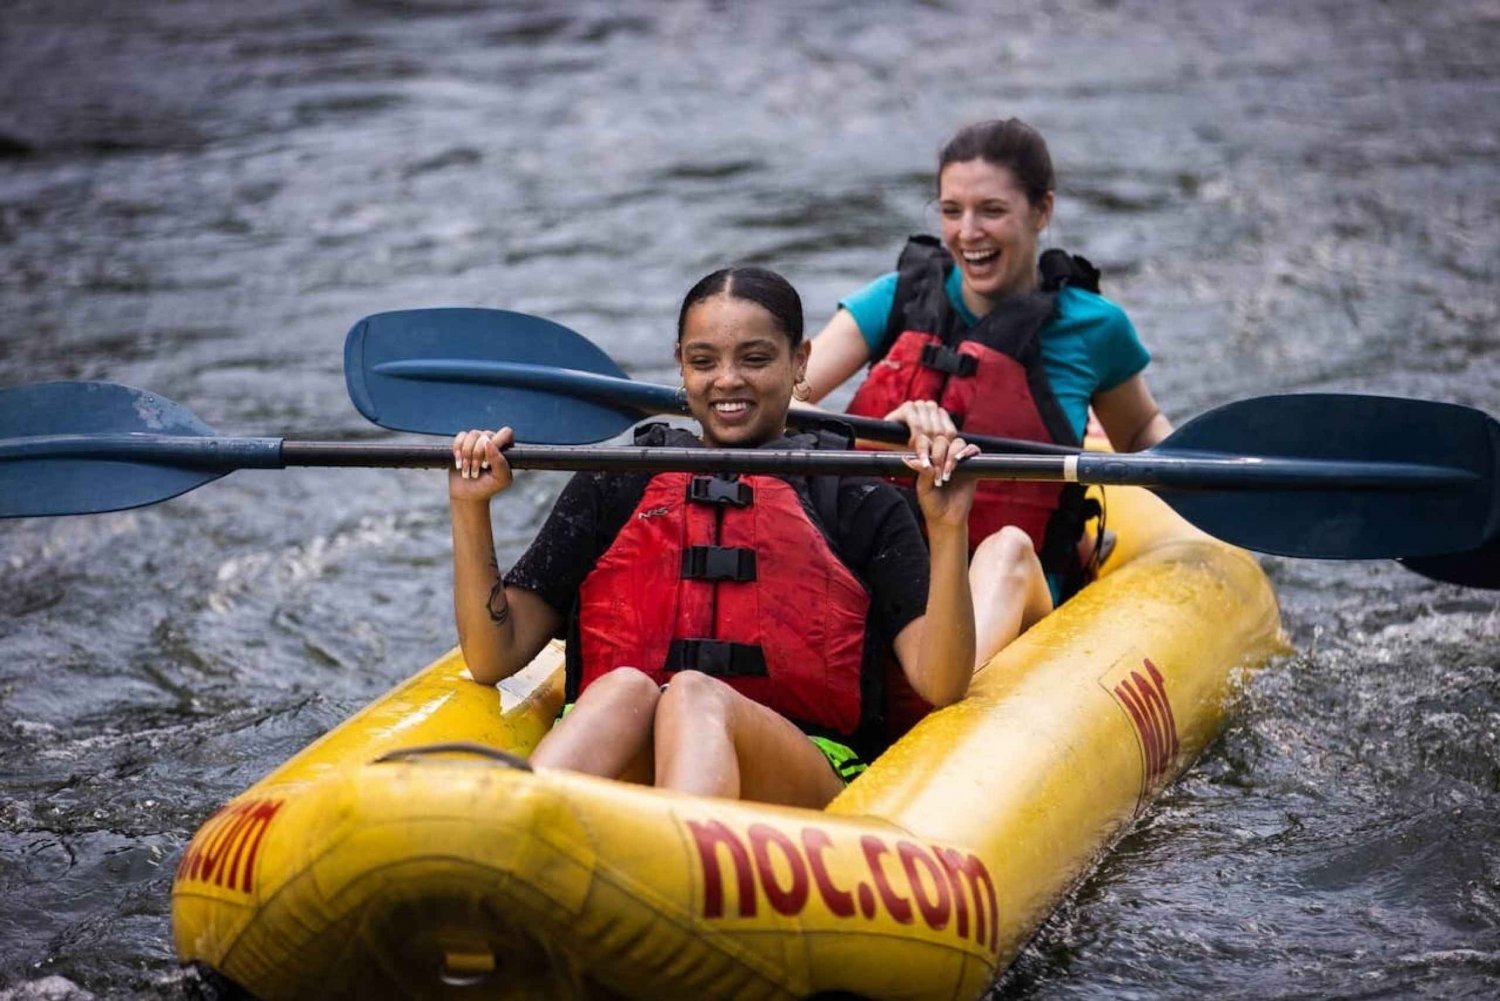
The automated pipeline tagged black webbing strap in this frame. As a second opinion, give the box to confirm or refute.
[1038,249,1102,293]
[664,639,769,677]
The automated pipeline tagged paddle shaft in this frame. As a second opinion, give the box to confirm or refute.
[370,358,1079,456]
[9,433,1475,491]
[9,380,1496,580]
[804,411,1078,456]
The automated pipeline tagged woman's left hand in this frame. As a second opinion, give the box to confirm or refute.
[904,431,980,528]
[884,399,958,440]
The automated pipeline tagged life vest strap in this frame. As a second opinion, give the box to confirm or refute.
[665,638,769,677]
[919,342,978,377]
[686,475,753,507]
[680,545,757,582]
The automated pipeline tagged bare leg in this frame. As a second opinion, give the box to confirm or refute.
[970,526,1054,670]
[530,666,659,783]
[652,671,846,808]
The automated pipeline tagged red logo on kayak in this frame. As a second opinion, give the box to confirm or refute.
[1104,657,1180,806]
[686,820,999,954]
[173,797,283,894]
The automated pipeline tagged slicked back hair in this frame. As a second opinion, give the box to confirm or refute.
[676,266,805,348]
[939,118,1055,207]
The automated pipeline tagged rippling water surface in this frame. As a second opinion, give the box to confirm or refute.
[1,1,1496,997]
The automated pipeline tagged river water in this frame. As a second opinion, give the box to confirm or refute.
[1,1,1496,998]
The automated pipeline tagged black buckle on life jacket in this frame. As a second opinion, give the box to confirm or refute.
[919,342,978,377]
[686,475,753,507]
[681,546,757,582]
[664,638,769,677]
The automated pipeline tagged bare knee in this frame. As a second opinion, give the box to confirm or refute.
[973,525,1040,580]
[656,671,741,740]
[531,666,660,776]
[658,670,732,715]
[972,526,1051,624]
[586,666,662,711]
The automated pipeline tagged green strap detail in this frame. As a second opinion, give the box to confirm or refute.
[809,735,868,782]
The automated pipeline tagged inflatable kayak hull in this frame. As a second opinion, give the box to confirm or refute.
[172,484,1285,999]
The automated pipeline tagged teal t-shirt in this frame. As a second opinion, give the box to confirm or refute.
[839,265,1150,440]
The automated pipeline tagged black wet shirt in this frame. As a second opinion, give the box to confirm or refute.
[505,470,930,648]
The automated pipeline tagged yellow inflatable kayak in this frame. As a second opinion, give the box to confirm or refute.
[172,482,1285,1000]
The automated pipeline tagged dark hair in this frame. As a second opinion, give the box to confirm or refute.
[938,118,1055,207]
[676,266,804,348]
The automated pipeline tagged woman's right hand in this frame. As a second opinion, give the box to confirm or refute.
[905,430,980,530]
[885,399,959,442]
[449,427,514,503]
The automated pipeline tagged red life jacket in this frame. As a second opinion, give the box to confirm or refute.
[566,427,882,746]
[846,236,1097,589]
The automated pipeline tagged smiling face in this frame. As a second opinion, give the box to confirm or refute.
[675,293,809,448]
[938,158,1054,315]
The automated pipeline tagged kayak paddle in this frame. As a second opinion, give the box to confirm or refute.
[2,382,1495,588]
[342,307,1078,454]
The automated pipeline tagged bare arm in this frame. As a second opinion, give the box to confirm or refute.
[890,433,979,708]
[802,308,872,403]
[449,428,562,685]
[1092,373,1172,452]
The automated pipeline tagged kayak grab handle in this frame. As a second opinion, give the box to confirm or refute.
[372,742,533,771]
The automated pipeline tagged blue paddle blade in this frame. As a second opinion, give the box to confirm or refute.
[344,308,650,443]
[1152,394,1499,561]
[0,382,229,518]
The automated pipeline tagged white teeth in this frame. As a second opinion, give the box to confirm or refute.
[712,401,749,413]
[962,249,999,264]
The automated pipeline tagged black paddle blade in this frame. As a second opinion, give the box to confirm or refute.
[0,382,228,518]
[1153,394,1499,563]
[1400,535,1500,589]
[344,308,648,443]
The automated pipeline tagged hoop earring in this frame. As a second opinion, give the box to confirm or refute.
[792,379,812,402]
